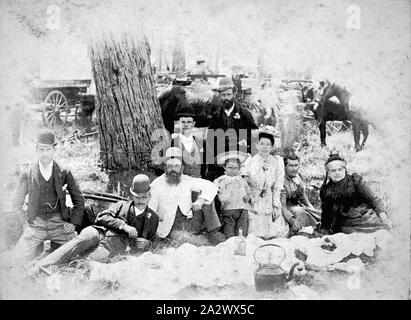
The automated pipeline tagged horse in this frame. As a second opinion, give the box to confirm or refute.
[157,84,221,135]
[305,80,370,152]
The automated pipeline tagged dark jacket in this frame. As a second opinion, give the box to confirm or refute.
[320,173,385,233]
[281,173,311,208]
[95,201,159,242]
[12,161,85,226]
[208,100,258,154]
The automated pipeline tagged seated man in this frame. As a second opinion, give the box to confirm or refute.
[28,174,159,272]
[12,129,84,266]
[149,147,226,245]
[280,153,321,235]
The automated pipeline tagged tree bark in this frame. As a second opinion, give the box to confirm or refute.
[89,34,164,172]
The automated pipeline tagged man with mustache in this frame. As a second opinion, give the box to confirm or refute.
[206,77,258,181]
[281,153,321,235]
[149,147,226,245]
[26,174,159,274]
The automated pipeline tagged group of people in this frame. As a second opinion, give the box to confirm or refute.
[10,76,393,274]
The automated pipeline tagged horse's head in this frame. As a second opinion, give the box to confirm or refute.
[313,79,333,104]
[301,83,315,103]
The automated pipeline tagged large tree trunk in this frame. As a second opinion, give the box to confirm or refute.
[89,34,164,172]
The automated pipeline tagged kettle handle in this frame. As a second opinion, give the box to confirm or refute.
[253,244,287,265]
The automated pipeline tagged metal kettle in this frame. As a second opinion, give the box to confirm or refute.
[254,244,301,291]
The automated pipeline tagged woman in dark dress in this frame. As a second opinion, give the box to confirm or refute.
[319,152,392,234]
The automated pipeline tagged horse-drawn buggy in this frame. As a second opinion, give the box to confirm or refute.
[29,79,95,128]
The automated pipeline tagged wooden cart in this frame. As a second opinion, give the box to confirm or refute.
[29,79,94,128]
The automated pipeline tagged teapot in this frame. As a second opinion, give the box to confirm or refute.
[254,244,302,291]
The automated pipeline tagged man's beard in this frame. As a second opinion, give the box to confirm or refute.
[222,98,233,109]
[165,170,182,184]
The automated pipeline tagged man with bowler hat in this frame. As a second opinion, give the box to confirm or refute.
[27,174,159,272]
[12,128,85,265]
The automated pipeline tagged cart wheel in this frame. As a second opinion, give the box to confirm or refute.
[43,90,69,128]
[326,121,343,135]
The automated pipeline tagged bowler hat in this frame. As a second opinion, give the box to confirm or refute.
[36,128,57,146]
[217,77,234,92]
[130,174,151,196]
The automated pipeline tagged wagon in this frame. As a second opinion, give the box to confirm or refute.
[29,79,94,128]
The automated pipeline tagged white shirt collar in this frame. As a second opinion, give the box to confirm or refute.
[224,104,235,116]
[134,206,146,216]
[39,161,53,181]
[179,134,195,152]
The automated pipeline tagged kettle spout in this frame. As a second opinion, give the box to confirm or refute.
[286,262,304,282]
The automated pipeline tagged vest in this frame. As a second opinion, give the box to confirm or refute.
[38,171,59,210]
[172,136,203,178]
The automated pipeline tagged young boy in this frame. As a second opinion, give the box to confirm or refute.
[213,151,251,238]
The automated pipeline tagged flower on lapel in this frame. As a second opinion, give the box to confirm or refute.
[146,211,152,219]
[233,112,241,119]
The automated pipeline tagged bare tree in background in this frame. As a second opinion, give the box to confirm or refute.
[89,34,164,172]
[172,37,185,76]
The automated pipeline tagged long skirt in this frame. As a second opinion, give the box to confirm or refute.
[248,209,289,239]
[340,205,389,234]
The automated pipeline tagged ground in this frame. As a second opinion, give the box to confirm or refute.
[0,0,410,300]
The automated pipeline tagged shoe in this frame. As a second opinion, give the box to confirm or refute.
[207,230,226,245]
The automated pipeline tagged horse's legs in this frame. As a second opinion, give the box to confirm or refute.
[360,121,369,148]
[352,119,362,152]
[319,121,326,147]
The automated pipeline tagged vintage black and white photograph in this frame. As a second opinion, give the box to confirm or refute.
[0,0,409,301]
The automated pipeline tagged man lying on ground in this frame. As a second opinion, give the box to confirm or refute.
[27,174,159,274]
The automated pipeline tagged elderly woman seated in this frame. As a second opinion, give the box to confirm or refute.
[319,152,392,234]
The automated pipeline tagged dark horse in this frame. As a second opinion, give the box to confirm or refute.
[303,80,369,152]
[158,85,221,134]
